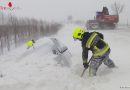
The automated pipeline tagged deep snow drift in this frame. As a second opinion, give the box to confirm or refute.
[0,24,130,90]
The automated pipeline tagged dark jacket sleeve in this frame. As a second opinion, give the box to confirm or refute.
[82,46,89,63]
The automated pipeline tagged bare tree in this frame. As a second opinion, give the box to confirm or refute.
[111,2,124,15]
[8,15,19,48]
[0,13,4,25]
[0,35,3,54]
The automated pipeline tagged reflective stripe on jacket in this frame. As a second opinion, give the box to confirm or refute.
[86,32,98,48]
[93,43,110,57]
[85,32,109,56]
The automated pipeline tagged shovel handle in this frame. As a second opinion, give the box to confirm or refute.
[81,68,88,77]
[80,57,93,77]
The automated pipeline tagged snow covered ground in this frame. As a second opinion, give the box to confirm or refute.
[0,24,130,90]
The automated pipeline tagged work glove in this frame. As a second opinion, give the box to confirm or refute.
[83,62,89,69]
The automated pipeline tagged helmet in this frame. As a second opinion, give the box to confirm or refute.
[73,27,85,40]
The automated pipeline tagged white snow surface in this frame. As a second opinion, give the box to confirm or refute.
[0,24,130,90]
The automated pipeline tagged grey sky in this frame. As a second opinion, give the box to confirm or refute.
[1,0,130,23]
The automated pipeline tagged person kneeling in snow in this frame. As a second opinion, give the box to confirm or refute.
[27,40,35,49]
[73,27,115,76]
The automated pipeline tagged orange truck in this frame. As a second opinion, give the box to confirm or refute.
[87,7,119,29]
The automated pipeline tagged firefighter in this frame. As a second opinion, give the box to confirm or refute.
[27,40,35,49]
[73,27,115,76]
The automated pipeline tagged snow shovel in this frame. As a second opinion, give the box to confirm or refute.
[80,57,92,77]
